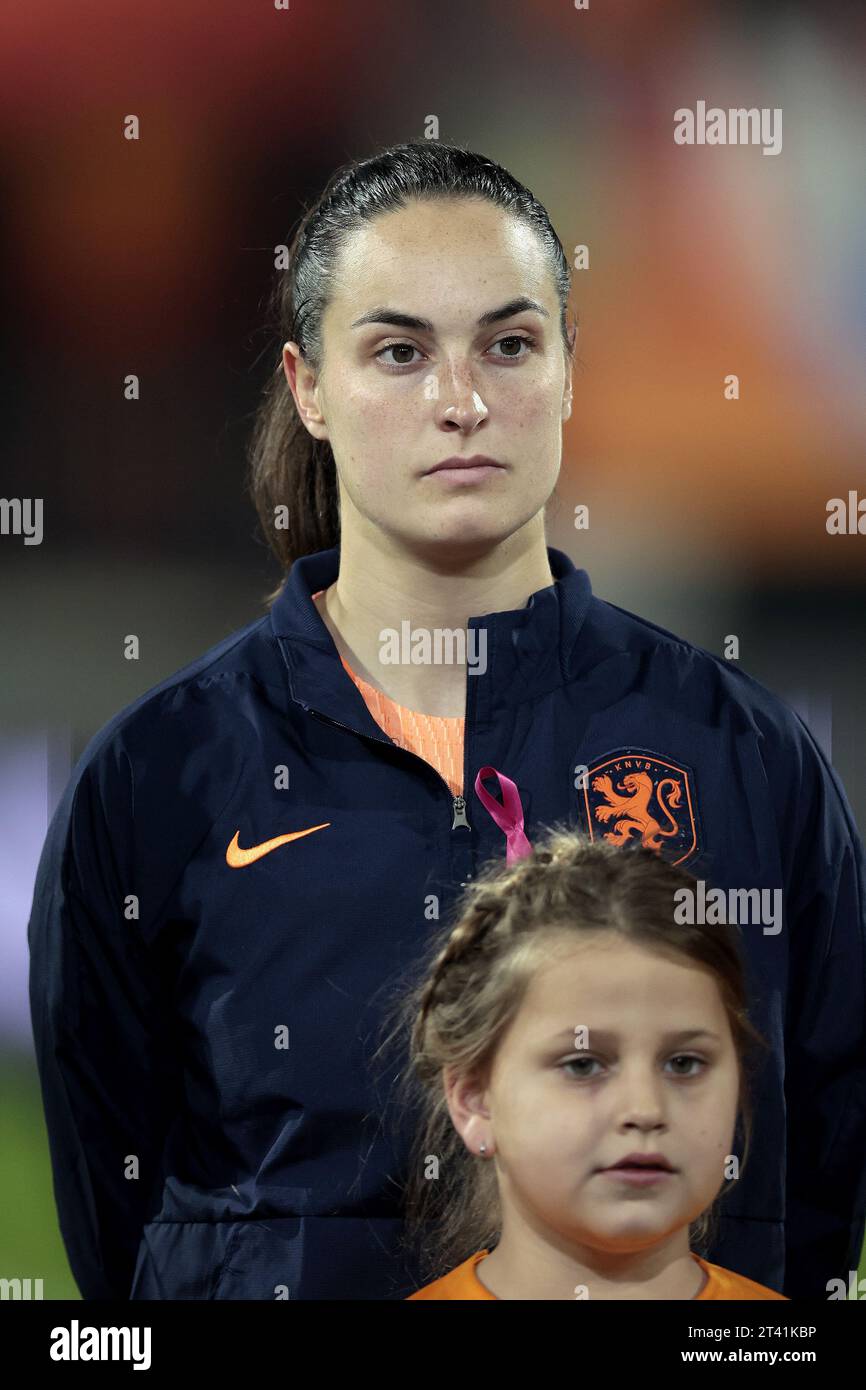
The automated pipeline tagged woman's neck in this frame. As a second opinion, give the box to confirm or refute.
[316,524,556,716]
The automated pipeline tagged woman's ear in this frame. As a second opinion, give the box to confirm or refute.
[562,331,576,422]
[562,370,573,423]
[282,341,330,442]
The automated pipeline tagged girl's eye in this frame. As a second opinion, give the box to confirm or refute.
[374,334,537,370]
[561,1056,603,1080]
[559,1054,707,1081]
[667,1054,706,1077]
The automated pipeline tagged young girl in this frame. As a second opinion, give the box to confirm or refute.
[387,827,789,1300]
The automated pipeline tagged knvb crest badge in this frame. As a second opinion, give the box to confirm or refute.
[579,749,700,867]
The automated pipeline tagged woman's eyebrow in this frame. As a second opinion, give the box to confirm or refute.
[350,296,550,332]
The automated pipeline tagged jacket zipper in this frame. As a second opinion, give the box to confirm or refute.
[303,704,472,830]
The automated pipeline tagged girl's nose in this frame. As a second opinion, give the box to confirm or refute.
[613,1069,668,1125]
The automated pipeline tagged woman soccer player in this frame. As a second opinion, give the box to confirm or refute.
[28,139,866,1300]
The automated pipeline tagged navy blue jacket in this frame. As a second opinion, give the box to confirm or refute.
[27,544,866,1299]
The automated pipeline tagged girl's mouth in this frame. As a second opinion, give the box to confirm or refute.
[599,1166,675,1187]
[597,1153,676,1186]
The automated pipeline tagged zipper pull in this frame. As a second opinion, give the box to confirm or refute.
[451,794,470,830]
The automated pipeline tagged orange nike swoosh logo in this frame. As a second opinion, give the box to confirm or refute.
[226,823,331,868]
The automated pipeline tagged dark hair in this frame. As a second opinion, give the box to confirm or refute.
[246,139,577,603]
[372,826,771,1288]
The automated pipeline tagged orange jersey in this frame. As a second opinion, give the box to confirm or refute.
[311,589,465,797]
[407,1249,789,1300]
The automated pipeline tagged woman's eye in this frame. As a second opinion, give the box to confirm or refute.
[489,334,536,359]
[374,334,536,370]
[375,343,422,368]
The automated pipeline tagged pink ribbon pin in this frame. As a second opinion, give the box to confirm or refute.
[474,766,534,864]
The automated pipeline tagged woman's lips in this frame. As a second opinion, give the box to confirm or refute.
[424,463,504,482]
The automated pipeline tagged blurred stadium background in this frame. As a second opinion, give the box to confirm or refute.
[1,0,864,1296]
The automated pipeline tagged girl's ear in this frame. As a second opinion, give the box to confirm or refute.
[442,1065,494,1157]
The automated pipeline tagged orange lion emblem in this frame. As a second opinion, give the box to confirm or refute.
[591,770,683,850]
[580,751,699,867]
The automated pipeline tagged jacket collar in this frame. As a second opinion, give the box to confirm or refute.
[269,544,593,728]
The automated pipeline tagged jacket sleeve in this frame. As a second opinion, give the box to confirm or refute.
[27,740,177,1300]
[779,712,866,1299]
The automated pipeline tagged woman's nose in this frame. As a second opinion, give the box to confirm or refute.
[437,368,489,426]
[440,392,488,430]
